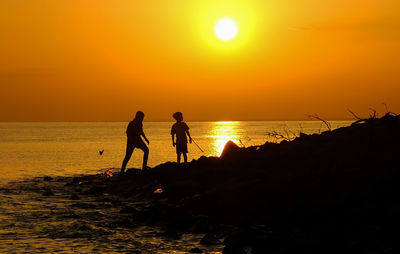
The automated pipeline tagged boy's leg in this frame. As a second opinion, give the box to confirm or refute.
[121,143,134,173]
[177,152,181,163]
[182,143,188,163]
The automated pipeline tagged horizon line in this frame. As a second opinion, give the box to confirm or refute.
[0,118,355,123]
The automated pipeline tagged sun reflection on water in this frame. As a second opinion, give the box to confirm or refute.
[210,122,241,156]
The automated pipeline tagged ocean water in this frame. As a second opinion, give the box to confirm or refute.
[0,121,351,184]
[0,121,352,253]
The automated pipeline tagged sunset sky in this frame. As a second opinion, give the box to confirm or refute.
[1,0,399,121]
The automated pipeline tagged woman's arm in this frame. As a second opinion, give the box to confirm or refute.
[141,131,150,144]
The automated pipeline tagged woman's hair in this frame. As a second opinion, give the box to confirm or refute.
[172,112,183,121]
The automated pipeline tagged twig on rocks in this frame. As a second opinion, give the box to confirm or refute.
[347,109,361,120]
[306,114,332,132]
[369,108,377,118]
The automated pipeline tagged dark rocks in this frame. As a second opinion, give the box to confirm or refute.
[189,247,203,253]
[94,197,123,206]
[72,176,84,183]
[111,199,123,206]
[53,232,87,239]
[95,197,114,202]
[200,233,221,245]
[83,186,106,195]
[119,205,137,214]
[62,212,81,219]
[42,190,54,196]
[113,218,136,228]
[84,211,105,218]
[69,194,80,200]
[223,231,249,252]
[43,176,53,181]
[222,245,246,254]
[77,224,93,231]
[192,216,214,233]
[162,228,181,240]
[70,203,97,209]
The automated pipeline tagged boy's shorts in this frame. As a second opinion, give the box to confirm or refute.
[176,143,188,154]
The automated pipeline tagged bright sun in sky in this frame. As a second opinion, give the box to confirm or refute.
[215,18,238,41]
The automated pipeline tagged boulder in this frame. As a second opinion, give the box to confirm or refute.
[220,140,240,159]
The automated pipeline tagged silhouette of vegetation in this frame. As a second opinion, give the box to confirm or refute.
[306,114,332,131]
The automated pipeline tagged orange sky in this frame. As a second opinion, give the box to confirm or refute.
[1,0,399,121]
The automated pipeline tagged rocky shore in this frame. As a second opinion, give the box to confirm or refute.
[23,113,400,253]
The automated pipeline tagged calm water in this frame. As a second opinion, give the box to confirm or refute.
[0,121,351,184]
[0,121,352,253]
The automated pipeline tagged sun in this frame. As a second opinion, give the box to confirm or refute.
[215,18,238,41]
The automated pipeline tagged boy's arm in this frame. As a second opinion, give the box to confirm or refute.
[186,130,192,143]
[171,134,176,146]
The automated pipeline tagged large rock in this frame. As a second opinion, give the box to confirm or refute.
[220,140,240,159]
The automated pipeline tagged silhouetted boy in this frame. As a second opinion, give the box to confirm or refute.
[171,112,192,163]
[121,111,150,173]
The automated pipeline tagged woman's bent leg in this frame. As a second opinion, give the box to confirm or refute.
[142,145,149,169]
[121,143,134,173]
[137,140,149,169]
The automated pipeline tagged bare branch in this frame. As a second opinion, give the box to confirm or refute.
[306,114,332,132]
[283,129,290,139]
[289,129,299,138]
[347,109,361,120]
[382,102,389,113]
[266,130,291,143]
[298,123,304,134]
[369,108,377,119]
[381,103,398,116]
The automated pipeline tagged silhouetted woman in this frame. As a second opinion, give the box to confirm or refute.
[120,111,150,174]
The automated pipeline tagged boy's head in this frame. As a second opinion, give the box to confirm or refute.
[135,111,145,121]
[172,112,183,122]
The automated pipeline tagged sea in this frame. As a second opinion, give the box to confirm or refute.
[0,121,351,253]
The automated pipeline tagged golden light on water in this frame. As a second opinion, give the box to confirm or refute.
[210,122,241,156]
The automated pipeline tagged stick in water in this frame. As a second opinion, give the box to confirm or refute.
[191,139,204,153]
